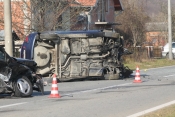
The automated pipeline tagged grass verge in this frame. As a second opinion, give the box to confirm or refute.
[124,58,175,70]
[141,104,175,117]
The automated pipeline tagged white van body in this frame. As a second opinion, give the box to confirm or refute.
[162,42,175,58]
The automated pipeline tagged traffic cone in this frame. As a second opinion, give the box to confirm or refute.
[49,74,61,98]
[133,66,142,83]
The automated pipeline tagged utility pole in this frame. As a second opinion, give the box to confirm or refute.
[168,0,173,60]
[4,0,13,56]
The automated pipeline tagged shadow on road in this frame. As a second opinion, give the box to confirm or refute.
[0,94,23,99]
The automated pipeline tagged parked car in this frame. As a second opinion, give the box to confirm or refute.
[162,42,175,58]
[0,46,44,97]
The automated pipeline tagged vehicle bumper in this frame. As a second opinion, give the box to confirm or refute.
[162,52,167,57]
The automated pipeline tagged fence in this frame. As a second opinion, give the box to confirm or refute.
[124,46,162,62]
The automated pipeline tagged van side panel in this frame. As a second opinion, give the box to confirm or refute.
[20,33,37,60]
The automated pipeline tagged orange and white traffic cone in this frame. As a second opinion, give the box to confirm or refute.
[133,66,142,83]
[49,74,61,98]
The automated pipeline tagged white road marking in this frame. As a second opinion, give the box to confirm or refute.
[0,102,27,109]
[132,65,175,72]
[0,83,132,108]
[64,82,132,96]
[163,74,175,77]
[127,100,175,117]
[0,82,132,108]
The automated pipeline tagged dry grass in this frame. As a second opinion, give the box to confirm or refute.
[124,58,175,70]
[141,104,175,117]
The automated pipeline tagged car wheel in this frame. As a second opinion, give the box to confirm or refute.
[13,76,33,97]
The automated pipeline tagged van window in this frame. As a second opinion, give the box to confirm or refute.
[172,43,175,48]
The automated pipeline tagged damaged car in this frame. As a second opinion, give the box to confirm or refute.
[0,46,44,97]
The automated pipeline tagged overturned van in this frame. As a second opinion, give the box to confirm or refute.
[20,30,132,81]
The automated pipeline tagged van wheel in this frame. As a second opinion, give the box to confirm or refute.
[13,76,33,97]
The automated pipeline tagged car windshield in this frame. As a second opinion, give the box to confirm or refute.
[164,43,175,48]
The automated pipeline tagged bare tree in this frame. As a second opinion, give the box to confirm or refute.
[0,0,91,40]
[20,0,92,32]
[116,0,150,47]
[146,1,175,42]
[170,3,175,41]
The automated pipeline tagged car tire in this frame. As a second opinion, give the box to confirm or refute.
[13,76,33,97]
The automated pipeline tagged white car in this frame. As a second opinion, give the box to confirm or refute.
[162,42,175,58]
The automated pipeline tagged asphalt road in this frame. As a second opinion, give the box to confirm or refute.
[0,66,175,117]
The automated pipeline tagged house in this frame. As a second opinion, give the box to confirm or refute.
[69,0,123,30]
[145,22,168,47]
[0,0,123,39]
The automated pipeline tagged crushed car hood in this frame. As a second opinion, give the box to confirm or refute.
[15,58,37,67]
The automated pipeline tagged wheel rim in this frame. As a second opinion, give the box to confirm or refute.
[17,78,30,94]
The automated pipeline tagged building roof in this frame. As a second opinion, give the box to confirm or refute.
[76,0,96,6]
[76,0,123,11]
